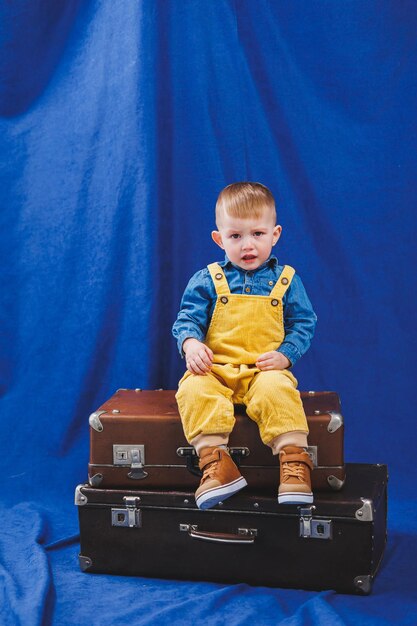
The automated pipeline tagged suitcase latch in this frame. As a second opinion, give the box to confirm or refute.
[111,497,142,528]
[113,445,148,480]
[298,506,332,540]
[177,446,250,477]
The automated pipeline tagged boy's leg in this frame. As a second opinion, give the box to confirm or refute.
[175,370,235,443]
[268,431,308,454]
[243,369,308,443]
[191,433,228,455]
[175,370,247,509]
[243,369,313,504]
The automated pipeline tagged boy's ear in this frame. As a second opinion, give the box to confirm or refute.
[272,225,282,246]
[211,230,224,249]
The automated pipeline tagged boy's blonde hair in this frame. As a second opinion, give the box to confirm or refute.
[215,182,276,226]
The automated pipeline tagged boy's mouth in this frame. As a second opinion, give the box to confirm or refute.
[242,254,257,262]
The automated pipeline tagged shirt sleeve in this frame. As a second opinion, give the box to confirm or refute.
[172,269,214,356]
[278,273,317,366]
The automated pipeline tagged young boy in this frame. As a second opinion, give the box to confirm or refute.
[172,182,317,510]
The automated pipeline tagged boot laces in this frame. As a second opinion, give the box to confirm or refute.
[282,461,306,482]
[201,460,219,484]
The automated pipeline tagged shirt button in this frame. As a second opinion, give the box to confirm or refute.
[268,280,274,286]
[245,287,251,293]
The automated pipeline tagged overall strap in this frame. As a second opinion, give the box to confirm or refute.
[207,263,231,296]
[270,265,296,299]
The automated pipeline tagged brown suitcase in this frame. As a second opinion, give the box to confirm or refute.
[76,463,387,594]
[88,389,345,492]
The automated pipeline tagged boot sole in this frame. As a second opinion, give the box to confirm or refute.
[196,477,248,510]
[278,492,314,505]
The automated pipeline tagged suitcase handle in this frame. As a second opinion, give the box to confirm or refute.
[180,524,257,545]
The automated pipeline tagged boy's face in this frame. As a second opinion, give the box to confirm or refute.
[212,208,282,271]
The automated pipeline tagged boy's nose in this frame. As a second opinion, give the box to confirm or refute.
[242,237,254,250]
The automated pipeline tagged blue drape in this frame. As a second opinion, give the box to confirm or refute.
[1,2,416,624]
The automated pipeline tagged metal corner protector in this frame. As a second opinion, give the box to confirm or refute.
[354,575,372,594]
[89,410,105,432]
[79,555,92,572]
[355,498,374,522]
[74,484,88,506]
[327,411,343,433]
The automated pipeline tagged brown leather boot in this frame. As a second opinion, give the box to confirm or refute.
[278,445,314,504]
[195,446,247,510]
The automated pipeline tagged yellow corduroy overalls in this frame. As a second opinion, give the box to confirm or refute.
[176,263,308,448]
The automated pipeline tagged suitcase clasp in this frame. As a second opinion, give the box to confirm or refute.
[299,506,332,540]
[113,445,149,480]
[111,497,142,528]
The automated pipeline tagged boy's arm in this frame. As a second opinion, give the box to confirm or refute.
[278,273,317,366]
[172,269,214,357]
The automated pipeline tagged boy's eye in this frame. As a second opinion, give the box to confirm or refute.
[230,234,241,239]
[254,231,265,237]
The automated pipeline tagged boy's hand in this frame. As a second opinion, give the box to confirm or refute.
[256,351,291,371]
[183,338,214,375]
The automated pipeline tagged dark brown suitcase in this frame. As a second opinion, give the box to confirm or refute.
[76,463,387,595]
[88,389,345,492]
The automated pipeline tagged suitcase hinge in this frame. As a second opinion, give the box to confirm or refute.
[299,506,332,540]
[111,496,142,528]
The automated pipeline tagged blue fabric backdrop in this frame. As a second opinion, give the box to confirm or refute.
[1,1,416,624]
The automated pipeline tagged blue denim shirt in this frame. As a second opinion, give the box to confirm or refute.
[172,255,317,366]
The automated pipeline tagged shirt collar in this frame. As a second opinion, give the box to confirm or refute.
[219,254,278,271]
